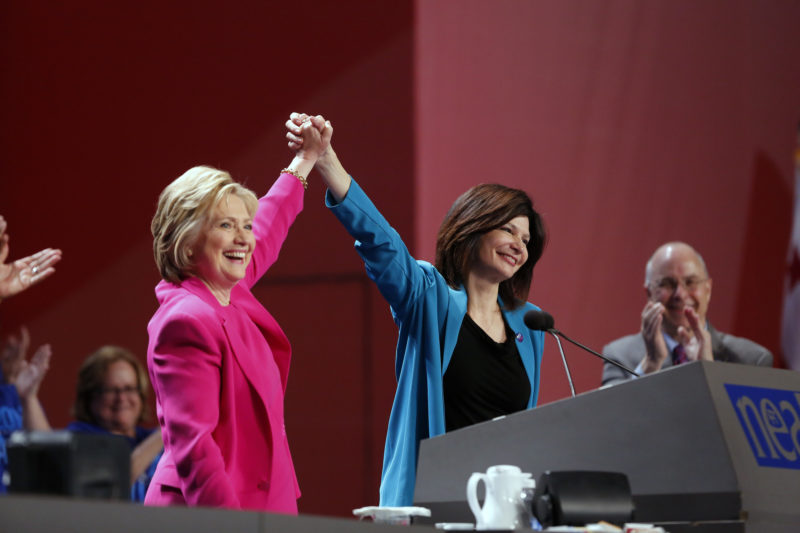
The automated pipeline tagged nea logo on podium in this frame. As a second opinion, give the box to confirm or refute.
[725,384,800,469]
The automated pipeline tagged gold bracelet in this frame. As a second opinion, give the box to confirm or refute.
[281,168,307,190]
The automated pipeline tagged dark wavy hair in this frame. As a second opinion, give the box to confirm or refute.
[435,183,547,309]
[72,345,150,426]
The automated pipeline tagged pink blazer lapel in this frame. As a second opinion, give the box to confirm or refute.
[178,278,291,409]
[178,279,269,401]
[230,284,292,392]
[219,312,272,403]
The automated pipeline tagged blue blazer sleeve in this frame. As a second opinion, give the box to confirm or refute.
[326,179,441,321]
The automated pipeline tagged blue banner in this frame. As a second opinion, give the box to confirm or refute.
[725,383,800,469]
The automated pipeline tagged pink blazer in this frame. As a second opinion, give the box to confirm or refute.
[145,173,303,512]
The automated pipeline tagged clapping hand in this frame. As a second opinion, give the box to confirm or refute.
[640,300,669,372]
[1,326,52,399]
[678,307,713,362]
[0,215,62,301]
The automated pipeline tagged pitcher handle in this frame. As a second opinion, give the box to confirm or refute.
[466,472,487,528]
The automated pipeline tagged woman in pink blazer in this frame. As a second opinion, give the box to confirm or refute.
[144,118,332,512]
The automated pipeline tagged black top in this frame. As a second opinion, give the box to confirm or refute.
[443,313,531,432]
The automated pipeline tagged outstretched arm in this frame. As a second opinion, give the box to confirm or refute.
[0,215,62,302]
[285,113,441,319]
[242,114,333,286]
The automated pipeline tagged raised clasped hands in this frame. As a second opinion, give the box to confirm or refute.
[285,112,350,200]
[286,112,332,163]
[0,215,62,302]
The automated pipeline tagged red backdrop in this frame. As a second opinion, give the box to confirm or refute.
[1,0,798,518]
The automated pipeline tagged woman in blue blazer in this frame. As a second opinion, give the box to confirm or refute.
[287,114,548,506]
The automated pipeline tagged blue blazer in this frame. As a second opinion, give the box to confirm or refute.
[327,179,544,506]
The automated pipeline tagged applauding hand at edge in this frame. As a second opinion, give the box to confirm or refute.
[0,215,62,302]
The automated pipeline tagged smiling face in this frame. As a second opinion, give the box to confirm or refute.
[470,215,530,284]
[191,194,255,301]
[645,243,712,335]
[90,360,142,437]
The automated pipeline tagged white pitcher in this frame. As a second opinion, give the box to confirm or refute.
[466,465,535,530]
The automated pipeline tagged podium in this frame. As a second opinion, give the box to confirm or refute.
[414,361,800,532]
[0,494,431,533]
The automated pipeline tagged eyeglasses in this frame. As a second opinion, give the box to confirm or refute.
[97,385,139,399]
[651,276,708,294]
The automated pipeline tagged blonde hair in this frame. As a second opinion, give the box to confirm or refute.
[151,166,259,283]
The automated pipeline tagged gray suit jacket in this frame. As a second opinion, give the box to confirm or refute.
[601,324,773,386]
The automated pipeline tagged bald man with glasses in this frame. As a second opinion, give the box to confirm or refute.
[601,242,773,386]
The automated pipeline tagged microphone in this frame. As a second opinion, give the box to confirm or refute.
[523,309,555,331]
[524,310,576,396]
[524,310,638,396]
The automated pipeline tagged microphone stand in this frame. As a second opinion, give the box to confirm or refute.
[547,331,576,398]
[549,328,638,377]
